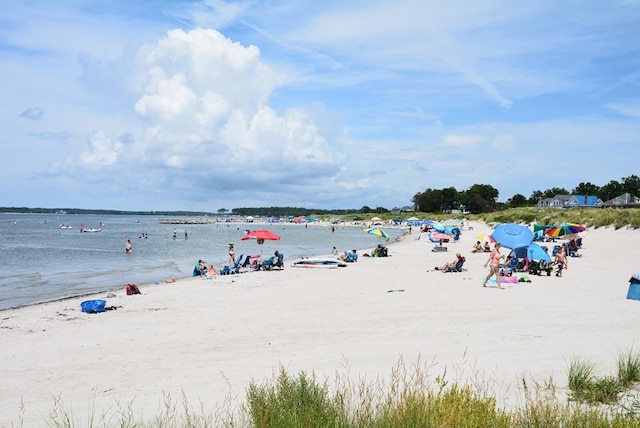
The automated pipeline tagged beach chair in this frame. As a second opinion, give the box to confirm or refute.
[221,254,243,275]
[239,254,253,272]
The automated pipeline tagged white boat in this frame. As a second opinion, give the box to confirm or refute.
[83,228,102,233]
[291,259,347,269]
[58,225,72,229]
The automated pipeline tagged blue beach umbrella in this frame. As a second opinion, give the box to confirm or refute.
[513,242,551,263]
[490,223,534,250]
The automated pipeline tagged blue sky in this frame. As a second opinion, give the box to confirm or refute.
[2,1,639,211]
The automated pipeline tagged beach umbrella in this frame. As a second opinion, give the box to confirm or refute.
[533,223,554,232]
[428,231,451,243]
[490,223,534,250]
[475,233,494,243]
[241,229,281,245]
[364,228,390,239]
[512,242,551,263]
[422,220,445,231]
[544,223,586,238]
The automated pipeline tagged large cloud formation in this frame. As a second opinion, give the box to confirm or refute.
[131,29,338,194]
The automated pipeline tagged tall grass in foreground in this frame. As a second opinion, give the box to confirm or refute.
[21,351,640,427]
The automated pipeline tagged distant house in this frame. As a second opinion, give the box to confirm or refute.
[537,194,603,208]
[603,193,640,208]
[565,195,603,208]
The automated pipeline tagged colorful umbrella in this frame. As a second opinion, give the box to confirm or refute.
[241,229,281,245]
[428,231,451,243]
[364,228,390,239]
[544,223,586,238]
[490,223,534,250]
[475,233,495,243]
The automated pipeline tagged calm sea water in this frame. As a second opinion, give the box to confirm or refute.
[0,214,405,310]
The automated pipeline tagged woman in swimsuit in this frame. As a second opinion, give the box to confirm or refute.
[482,242,504,289]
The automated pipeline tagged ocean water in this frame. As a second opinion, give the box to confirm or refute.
[0,214,405,310]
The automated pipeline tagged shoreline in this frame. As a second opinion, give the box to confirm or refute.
[2,221,640,425]
[0,220,405,312]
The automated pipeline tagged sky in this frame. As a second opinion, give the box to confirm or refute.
[2,0,639,212]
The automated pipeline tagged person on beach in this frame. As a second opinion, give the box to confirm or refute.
[483,241,491,252]
[228,242,235,265]
[192,259,208,276]
[436,253,465,271]
[206,264,220,277]
[554,246,567,277]
[482,242,504,289]
[125,239,132,254]
[331,246,338,255]
[472,241,482,253]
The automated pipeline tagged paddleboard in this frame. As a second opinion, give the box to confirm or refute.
[291,259,347,268]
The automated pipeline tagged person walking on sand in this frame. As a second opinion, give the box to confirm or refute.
[554,246,567,277]
[482,242,504,289]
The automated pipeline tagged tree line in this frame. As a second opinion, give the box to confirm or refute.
[412,175,640,214]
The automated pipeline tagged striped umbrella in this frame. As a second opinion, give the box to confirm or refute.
[544,223,586,238]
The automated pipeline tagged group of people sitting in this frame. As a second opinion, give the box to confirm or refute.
[193,259,219,278]
[337,249,358,262]
[471,241,492,253]
[372,244,388,257]
[192,250,285,277]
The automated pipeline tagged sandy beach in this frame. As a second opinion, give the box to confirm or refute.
[2,221,640,426]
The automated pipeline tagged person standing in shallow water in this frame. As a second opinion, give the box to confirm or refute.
[228,242,235,265]
[125,239,132,254]
[482,242,504,289]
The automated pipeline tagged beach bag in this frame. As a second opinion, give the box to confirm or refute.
[81,299,106,313]
[126,283,141,295]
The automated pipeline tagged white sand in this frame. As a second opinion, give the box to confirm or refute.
[2,221,640,426]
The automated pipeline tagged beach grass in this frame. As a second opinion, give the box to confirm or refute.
[31,354,640,427]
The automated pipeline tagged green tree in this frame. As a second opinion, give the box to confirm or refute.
[361,205,372,214]
[440,187,459,212]
[507,193,528,208]
[217,208,228,214]
[541,187,570,198]
[599,180,624,201]
[461,184,499,214]
[572,182,600,196]
[375,206,389,213]
[412,188,444,213]
[622,175,640,196]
